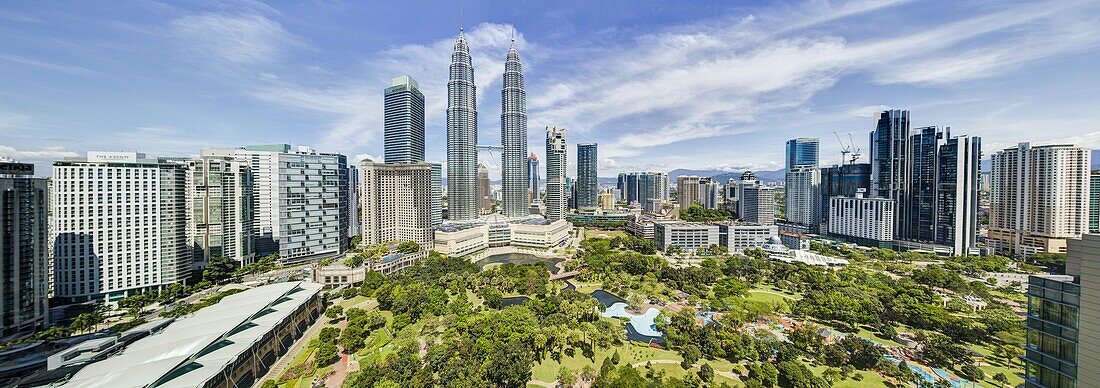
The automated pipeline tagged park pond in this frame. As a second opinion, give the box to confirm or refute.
[474,252,564,274]
[592,290,665,345]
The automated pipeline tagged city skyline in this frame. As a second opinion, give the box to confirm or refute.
[3,1,1099,178]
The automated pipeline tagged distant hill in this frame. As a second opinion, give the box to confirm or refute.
[666,169,730,180]
[712,169,786,184]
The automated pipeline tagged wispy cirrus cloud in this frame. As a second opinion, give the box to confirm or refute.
[170,12,301,70]
[525,0,1100,166]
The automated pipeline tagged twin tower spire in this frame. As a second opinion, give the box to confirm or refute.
[446,28,528,220]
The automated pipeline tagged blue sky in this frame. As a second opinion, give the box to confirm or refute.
[2,0,1099,177]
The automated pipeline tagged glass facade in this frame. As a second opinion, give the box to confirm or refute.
[1025,275,1080,388]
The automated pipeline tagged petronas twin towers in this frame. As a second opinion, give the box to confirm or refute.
[447,29,528,220]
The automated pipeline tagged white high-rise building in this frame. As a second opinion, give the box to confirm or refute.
[828,191,894,247]
[185,156,254,265]
[52,152,190,302]
[784,166,820,228]
[447,30,479,220]
[545,126,567,222]
[359,160,434,248]
[785,137,820,230]
[202,145,348,263]
[989,143,1091,256]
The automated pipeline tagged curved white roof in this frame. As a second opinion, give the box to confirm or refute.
[54,281,322,388]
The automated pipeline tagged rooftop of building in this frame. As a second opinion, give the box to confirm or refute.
[53,281,323,388]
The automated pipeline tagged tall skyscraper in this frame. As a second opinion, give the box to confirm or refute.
[785,138,820,229]
[901,126,943,242]
[677,175,701,207]
[186,156,254,265]
[786,138,820,171]
[500,39,528,217]
[0,162,48,336]
[576,143,598,210]
[737,172,776,225]
[383,75,425,163]
[933,135,981,255]
[53,152,190,302]
[203,145,348,263]
[621,172,669,210]
[447,30,478,220]
[430,162,443,227]
[989,143,1090,256]
[545,127,567,221]
[359,160,434,249]
[870,109,910,203]
[477,163,492,214]
[528,153,539,204]
[699,178,720,209]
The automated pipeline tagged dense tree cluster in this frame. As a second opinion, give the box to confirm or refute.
[679,204,732,222]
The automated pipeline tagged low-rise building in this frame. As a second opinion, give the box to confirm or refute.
[434,218,572,258]
[49,281,323,388]
[511,219,571,249]
[654,222,720,252]
[565,210,632,228]
[717,223,778,252]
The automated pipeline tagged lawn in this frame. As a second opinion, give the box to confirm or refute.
[746,288,801,304]
[807,365,888,388]
[585,229,629,240]
[529,342,743,383]
[969,342,1024,387]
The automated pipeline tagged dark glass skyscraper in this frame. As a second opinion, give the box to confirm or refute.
[785,138,819,170]
[819,163,871,221]
[383,75,425,163]
[577,143,598,209]
[501,39,528,217]
[904,126,944,242]
[870,109,910,202]
[447,30,478,220]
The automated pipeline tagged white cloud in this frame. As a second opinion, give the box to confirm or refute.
[0,145,78,161]
[171,12,300,69]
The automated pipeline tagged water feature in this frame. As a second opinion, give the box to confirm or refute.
[499,296,531,308]
[591,290,665,344]
[590,290,625,307]
[474,253,564,274]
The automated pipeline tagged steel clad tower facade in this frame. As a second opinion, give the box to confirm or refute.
[501,39,528,217]
[546,127,567,221]
[447,30,478,220]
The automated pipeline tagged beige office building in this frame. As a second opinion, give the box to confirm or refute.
[359,160,434,249]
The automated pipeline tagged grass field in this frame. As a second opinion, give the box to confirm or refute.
[969,342,1024,387]
[529,342,744,383]
[746,288,801,304]
[584,229,630,240]
[807,365,888,387]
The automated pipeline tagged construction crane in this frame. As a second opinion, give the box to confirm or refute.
[847,133,862,164]
[833,132,862,165]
